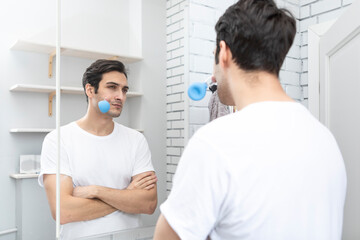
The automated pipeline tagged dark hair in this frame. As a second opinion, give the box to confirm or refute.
[215,0,296,76]
[82,59,128,102]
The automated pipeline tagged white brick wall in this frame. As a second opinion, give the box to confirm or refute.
[166,0,187,195]
[280,70,300,85]
[311,0,341,15]
[166,0,236,195]
[187,0,237,145]
[275,0,305,104]
[189,3,217,24]
[190,22,216,40]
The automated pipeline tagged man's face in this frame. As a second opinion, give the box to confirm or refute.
[93,71,128,118]
[213,47,234,106]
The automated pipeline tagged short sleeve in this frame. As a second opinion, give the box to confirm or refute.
[132,134,154,176]
[160,136,229,239]
[38,131,72,187]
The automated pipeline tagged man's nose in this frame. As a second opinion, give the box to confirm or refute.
[115,90,125,101]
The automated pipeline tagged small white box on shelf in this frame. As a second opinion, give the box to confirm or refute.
[20,155,41,174]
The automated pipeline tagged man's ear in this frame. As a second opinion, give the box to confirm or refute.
[85,84,94,99]
[218,40,232,68]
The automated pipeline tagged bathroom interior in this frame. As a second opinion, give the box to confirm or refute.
[0,0,359,239]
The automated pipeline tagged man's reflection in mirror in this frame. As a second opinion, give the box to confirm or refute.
[38,59,157,240]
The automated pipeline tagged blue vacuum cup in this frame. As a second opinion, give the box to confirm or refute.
[188,82,208,101]
[187,76,214,101]
[98,100,110,113]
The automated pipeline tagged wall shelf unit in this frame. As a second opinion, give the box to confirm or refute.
[10,173,39,179]
[12,40,143,63]
[11,39,143,78]
[12,40,143,78]
[10,128,144,133]
[10,84,143,97]
[10,128,53,133]
[10,84,143,116]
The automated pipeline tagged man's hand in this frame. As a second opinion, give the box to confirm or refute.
[73,185,98,199]
[127,172,157,190]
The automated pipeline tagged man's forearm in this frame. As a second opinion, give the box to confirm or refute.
[154,214,181,240]
[60,195,117,224]
[93,185,157,214]
[71,172,158,215]
[43,174,117,225]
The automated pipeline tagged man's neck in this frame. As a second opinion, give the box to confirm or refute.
[76,109,114,136]
[230,69,295,110]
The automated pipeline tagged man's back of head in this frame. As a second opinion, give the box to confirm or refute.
[215,0,296,76]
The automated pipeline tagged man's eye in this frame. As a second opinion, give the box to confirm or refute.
[109,86,116,89]
[123,89,128,93]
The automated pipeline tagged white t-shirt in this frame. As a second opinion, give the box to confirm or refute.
[38,121,154,240]
[161,101,347,240]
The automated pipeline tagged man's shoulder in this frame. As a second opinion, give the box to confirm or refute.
[114,122,139,133]
[45,122,76,140]
[194,112,239,139]
[114,122,144,140]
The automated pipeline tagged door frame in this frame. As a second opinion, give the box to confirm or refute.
[308,1,360,238]
[308,20,335,121]
[308,0,360,126]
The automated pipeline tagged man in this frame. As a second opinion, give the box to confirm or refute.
[154,0,346,239]
[38,59,157,239]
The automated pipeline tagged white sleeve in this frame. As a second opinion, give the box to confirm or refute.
[132,134,154,176]
[160,136,229,239]
[38,131,72,187]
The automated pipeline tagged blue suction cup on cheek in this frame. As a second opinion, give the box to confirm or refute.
[98,100,110,113]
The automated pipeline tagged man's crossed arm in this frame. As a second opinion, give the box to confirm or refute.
[43,171,157,224]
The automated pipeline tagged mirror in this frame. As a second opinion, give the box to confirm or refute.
[2,0,166,239]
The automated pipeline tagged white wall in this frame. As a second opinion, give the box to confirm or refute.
[1,1,59,239]
[165,0,188,194]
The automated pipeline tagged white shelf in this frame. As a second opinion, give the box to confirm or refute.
[10,84,143,97]
[10,128,144,133]
[11,40,143,63]
[10,173,39,179]
[10,128,53,133]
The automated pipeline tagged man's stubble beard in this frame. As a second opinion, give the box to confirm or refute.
[107,109,122,118]
[217,76,235,106]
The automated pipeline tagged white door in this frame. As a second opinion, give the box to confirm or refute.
[314,0,360,239]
